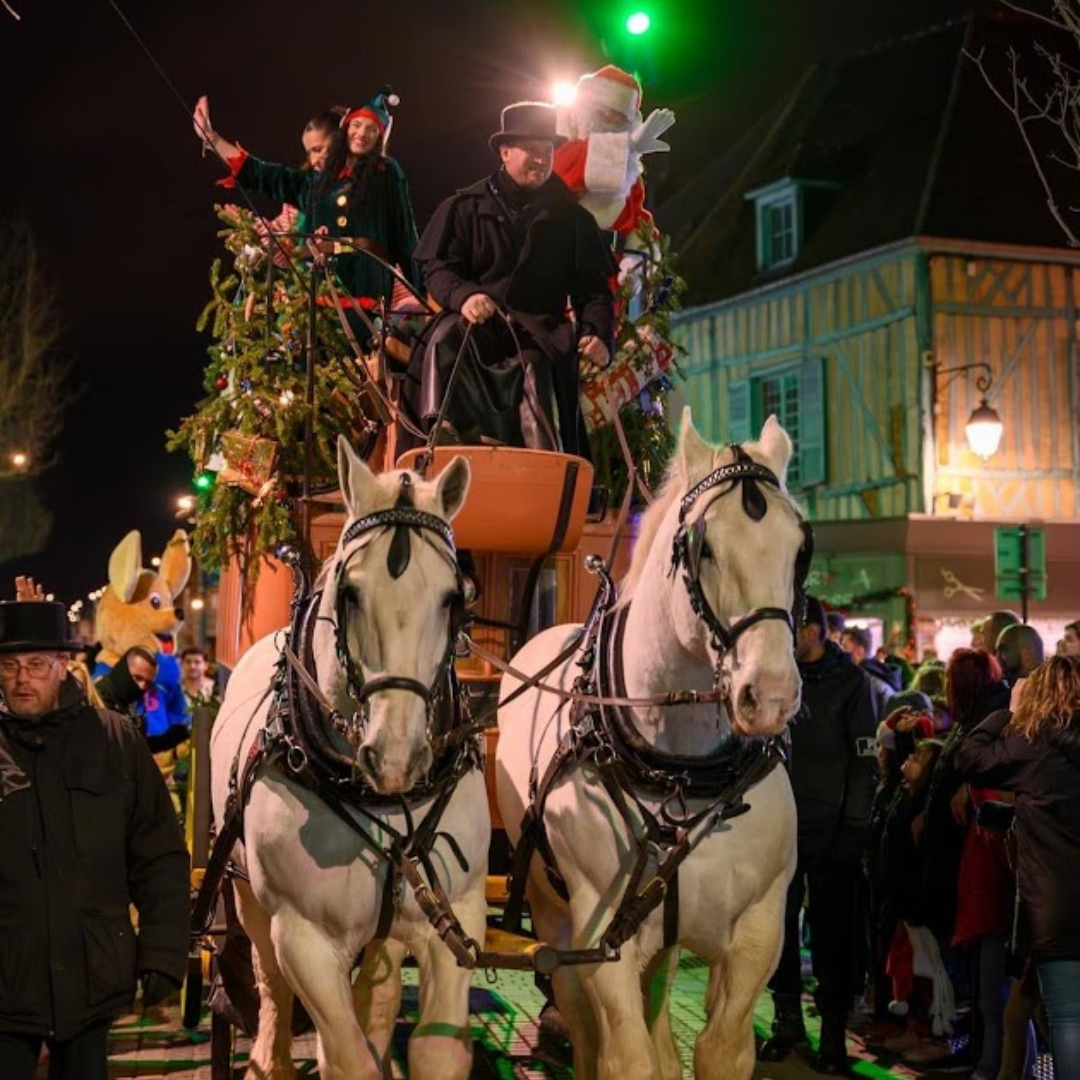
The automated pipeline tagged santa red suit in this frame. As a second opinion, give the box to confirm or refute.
[553,65,674,238]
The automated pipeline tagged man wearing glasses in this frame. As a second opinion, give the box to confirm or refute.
[0,601,189,1080]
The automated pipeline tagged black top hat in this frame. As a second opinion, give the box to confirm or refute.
[0,602,78,655]
[489,101,568,151]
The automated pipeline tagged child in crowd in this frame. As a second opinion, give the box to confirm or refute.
[867,699,937,1033]
[877,736,956,1062]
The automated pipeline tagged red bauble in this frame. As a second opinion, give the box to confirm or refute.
[215,375,229,390]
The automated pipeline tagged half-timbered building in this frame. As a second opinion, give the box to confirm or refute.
[660,13,1080,654]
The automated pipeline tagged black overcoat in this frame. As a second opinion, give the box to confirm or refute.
[0,681,189,1039]
[402,172,615,455]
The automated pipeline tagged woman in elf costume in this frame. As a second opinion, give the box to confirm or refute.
[193,87,420,309]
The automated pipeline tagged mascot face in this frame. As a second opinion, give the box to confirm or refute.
[95,529,191,665]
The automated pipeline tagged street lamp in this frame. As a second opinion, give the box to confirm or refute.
[934,361,1004,460]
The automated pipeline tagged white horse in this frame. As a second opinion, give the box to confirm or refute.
[210,437,490,1080]
[495,411,808,1080]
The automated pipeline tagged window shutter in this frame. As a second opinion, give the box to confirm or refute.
[728,379,752,444]
[798,356,826,487]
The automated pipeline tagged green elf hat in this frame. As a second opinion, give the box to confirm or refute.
[342,85,399,135]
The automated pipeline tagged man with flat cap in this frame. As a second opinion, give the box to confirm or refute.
[0,601,188,1080]
[401,100,616,458]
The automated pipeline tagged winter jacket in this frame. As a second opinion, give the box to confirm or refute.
[879,784,933,931]
[94,652,190,751]
[860,657,901,720]
[920,679,1011,946]
[790,641,879,863]
[954,709,1080,962]
[0,681,189,1039]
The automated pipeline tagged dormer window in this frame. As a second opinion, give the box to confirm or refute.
[746,179,800,271]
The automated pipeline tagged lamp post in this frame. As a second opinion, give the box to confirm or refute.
[934,361,1004,460]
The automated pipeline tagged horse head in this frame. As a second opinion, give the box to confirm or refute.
[318,437,471,794]
[652,409,809,738]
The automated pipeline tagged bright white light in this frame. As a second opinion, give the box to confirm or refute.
[553,82,576,106]
[191,597,206,611]
[151,556,162,568]
[10,451,27,469]
[177,495,196,513]
[965,399,1004,460]
[45,593,54,602]
[279,389,295,406]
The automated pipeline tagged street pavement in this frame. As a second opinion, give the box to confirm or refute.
[84,953,969,1079]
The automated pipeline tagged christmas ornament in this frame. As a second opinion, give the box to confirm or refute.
[215,375,229,391]
[219,431,278,497]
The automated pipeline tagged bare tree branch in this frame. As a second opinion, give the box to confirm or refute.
[966,8,1080,247]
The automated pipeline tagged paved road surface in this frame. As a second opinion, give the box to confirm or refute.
[75,954,977,1079]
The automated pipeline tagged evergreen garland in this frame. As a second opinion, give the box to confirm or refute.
[169,208,686,592]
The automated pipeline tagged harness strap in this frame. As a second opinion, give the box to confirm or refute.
[191,729,277,940]
[501,738,588,934]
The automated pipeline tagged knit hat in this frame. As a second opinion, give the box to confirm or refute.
[575,65,642,121]
[342,86,399,134]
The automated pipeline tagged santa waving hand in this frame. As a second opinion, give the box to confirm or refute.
[553,65,675,238]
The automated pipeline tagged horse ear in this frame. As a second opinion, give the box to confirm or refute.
[159,529,192,597]
[758,414,794,483]
[337,435,376,514]
[435,455,471,521]
[677,406,713,478]
[108,530,143,603]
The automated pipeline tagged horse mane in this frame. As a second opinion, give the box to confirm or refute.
[617,429,799,606]
[618,442,726,604]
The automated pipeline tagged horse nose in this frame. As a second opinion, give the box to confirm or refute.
[737,683,759,722]
[360,745,381,781]
[410,743,433,779]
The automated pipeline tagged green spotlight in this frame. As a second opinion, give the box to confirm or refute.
[626,10,651,35]
[194,471,215,492]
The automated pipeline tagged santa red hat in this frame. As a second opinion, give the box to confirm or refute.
[575,65,642,121]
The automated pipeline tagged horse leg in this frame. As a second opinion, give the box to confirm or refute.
[693,885,787,1080]
[643,948,682,1080]
[552,964,599,1080]
[407,889,487,1080]
[233,879,297,1080]
[352,938,407,1078]
[580,938,662,1080]
[270,909,382,1080]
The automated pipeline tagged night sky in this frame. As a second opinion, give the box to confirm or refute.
[0,0,973,605]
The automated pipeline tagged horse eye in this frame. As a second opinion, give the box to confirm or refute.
[699,540,713,561]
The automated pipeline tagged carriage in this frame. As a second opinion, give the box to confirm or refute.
[177,216,813,1079]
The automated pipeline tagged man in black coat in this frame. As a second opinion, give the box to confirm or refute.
[0,602,189,1080]
[401,101,616,458]
[758,596,879,1074]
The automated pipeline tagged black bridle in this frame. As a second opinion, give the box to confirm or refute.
[670,445,814,663]
[332,475,467,738]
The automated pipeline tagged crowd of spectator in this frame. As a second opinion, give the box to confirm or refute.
[759,604,1080,1080]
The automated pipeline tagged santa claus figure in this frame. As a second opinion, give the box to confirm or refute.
[553,64,675,238]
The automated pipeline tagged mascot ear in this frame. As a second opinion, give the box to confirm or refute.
[108,531,143,603]
[159,530,192,598]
